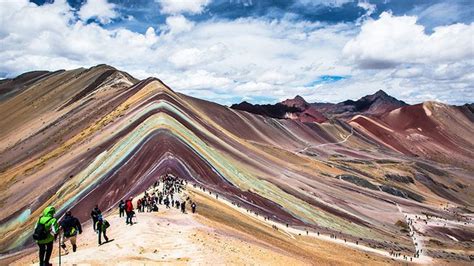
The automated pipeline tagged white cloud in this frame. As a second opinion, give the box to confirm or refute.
[338,11,474,104]
[234,81,273,92]
[169,43,227,68]
[343,12,474,68]
[356,0,376,24]
[410,2,473,30]
[0,2,472,105]
[164,15,195,34]
[78,0,118,24]
[167,70,233,90]
[156,0,211,14]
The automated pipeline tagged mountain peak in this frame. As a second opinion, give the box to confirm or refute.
[281,95,308,109]
[373,89,388,97]
[294,95,306,101]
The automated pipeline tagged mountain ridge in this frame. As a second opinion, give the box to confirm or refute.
[1,65,473,264]
[232,89,409,122]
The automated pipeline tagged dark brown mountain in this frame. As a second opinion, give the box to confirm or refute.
[315,90,408,118]
[231,90,408,122]
[231,95,328,123]
[229,101,301,119]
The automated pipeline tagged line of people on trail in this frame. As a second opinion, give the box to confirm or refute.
[159,174,198,214]
[33,174,198,265]
[117,174,198,222]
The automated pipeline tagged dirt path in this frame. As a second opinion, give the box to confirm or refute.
[13,206,308,265]
[191,185,431,264]
[9,183,432,265]
[396,204,431,263]
[300,125,354,153]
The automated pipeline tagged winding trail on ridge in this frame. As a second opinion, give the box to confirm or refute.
[189,185,431,264]
[396,203,431,263]
[299,125,354,153]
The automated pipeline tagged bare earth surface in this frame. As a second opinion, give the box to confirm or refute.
[12,187,410,265]
[1,66,473,264]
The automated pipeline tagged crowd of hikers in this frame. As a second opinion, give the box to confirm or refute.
[33,174,198,265]
[31,170,433,265]
[118,174,198,225]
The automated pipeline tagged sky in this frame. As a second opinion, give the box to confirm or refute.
[0,0,473,105]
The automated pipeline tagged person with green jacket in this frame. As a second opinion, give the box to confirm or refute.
[95,214,109,245]
[34,206,59,266]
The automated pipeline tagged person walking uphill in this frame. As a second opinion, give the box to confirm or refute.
[118,200,125,217]
[90,205,101,231]
[60,211,82,253]
[96,215,110,245]
[125,197,134,225]
[33,206,59,266]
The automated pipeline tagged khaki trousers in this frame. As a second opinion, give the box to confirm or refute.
[61,234,77,246]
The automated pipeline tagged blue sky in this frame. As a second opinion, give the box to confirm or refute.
[1,0,473,105]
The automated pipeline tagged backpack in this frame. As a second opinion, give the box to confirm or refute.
[33,217,53,241]
[64,227,76,237]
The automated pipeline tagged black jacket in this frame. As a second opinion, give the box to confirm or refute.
[60,216,82,237]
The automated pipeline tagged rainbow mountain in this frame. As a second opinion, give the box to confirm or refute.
[0,65,473,262]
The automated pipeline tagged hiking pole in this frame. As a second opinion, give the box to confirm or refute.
[58,233,61,266]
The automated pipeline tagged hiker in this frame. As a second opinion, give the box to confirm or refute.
[181,201,186,213]
[96,214,109,245]
[137,198,142,213]
[60,211,82,253]
[90,205,101,231]
[148,198,153,212]
[191,202,197,213]
[118,200,125,217]
[164,197,170,208]
[34,206,59,266]
[141,197,146,212]
[125,197,134,225]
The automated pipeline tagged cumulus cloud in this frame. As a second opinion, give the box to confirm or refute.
[169,43,227,68]
[339,11,474,104]
[78,0,118,24]
[0,1,472,105]
[410,2,473,31]
[164,15,195,34]
[343,12,474,68]
[156,0,211,14]
[356,0,376,23]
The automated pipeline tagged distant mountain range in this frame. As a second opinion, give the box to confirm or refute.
[231,90,409,123]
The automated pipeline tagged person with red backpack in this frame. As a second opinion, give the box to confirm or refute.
[125,197,134,225]
[33,206,59,266]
